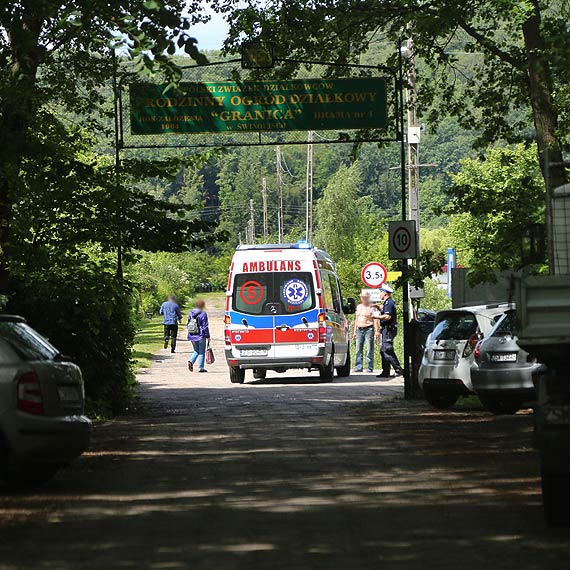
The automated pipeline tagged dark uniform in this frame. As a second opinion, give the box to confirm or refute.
[380,296,402,376]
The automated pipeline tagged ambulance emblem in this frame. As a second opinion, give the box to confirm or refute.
[282,278,309,306]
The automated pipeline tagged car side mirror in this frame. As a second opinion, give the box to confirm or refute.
[343,297,357,315]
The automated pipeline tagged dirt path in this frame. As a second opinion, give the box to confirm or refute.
[0,297,569,569]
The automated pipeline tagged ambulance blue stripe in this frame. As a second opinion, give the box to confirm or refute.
[229,308,319,327]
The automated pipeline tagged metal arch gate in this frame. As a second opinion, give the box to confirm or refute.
[112,50,413,399]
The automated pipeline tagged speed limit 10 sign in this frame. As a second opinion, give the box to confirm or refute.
[388,220,417,259]
[361,262,388,288]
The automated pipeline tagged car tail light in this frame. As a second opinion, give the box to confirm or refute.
[318,312,327,343]
[474,340,483,361]
[463,333,481,357]
[17,371,43,415]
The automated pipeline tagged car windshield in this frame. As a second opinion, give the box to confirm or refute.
[491,310,517,337]
[0,322,59,361]
[432,311,478,341]
[233,272,315,315]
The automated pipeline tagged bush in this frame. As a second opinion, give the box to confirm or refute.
[8,257,136,417]
[128,249,233,317]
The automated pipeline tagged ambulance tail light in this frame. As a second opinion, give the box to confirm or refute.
[318,312,327,343]
[224,315,231,325]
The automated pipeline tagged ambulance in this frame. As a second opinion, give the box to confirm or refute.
[224,242,356,383]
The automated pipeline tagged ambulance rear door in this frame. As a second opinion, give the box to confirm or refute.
[229,270,319,359]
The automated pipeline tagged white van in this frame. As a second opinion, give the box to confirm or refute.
[224,242,356,384]
[419,303,513,409]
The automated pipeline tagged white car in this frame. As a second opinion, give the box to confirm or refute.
[419,303,513,409]
[0,316,92,486]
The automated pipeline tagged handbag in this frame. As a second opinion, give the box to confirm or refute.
[205,340,215,365]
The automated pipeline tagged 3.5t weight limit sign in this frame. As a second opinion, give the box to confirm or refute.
[361,262,388,288]
[388,220,417,259]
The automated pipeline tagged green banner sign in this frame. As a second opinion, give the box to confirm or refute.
[129,78,387,135]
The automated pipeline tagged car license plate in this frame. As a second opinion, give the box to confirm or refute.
[544,405,570,425]
[240,349,268,357]
[490,352,517,362]
[434,350,455,361]
[58,386,80,402]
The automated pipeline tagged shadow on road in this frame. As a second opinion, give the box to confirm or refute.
[0,384,569,570]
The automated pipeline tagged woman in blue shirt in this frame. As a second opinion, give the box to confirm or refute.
[187,300,210,373]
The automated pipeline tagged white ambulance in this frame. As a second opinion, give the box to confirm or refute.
[224,242,356,383]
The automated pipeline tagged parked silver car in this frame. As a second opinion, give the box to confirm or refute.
[0,316,91,486]
[419,304,513,409]
[471,309,538,415]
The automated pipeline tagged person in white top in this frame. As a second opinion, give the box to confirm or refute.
[352,292,377,372]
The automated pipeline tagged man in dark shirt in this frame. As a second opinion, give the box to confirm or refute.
[375,284,403,378]
[160,295,182,353]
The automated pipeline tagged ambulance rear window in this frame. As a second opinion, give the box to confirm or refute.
[233,272,315,315]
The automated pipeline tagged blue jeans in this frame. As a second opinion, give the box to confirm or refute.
[355,326,374,371]
[189,338,207,369]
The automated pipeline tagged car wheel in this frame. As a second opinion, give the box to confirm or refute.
[336,347,351,378]
[542,470,570,527]
[252,369,267,380]
[479,395,521,415]
[319,350,335,381]
[424,387,458,409]
[229,366,245,384]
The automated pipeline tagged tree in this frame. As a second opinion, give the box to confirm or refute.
[220,1,569,191]
[446,144,545,282]
[0,0,209,286]
[314,162,371,260]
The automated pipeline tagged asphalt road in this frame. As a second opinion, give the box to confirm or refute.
[0,298,569,569]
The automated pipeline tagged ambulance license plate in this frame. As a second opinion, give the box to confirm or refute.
[240,349,268,357]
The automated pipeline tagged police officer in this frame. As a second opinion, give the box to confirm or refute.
[375,284,403,378]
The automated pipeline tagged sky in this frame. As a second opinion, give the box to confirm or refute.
[191,8,230,51]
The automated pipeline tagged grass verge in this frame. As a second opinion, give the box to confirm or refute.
[132,315,165,372]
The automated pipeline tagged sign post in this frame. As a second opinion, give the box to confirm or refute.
[389,220,418,399]
[447,247,456,298]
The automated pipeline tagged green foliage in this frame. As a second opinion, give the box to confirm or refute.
[422,277,452,313]
[8,255,136,416]
[128,250,232,317]
[314,163,369,260]
[446,144,545,283]
[220,0,569,189]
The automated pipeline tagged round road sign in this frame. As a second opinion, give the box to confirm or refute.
[392,226,412,254]
[361,262,388,288]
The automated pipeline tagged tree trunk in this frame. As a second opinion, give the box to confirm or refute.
[0,11,43,292]
[522,6,567,270]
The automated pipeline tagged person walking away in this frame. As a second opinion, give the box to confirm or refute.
[160,295,182,354]
[187,300,210,373]
[353,291,376,373]
[376,284,403,378]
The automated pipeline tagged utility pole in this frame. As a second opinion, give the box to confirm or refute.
[248,198,255,244]
[276,146,284,243]
[261,177,268,241]
[406,36,421,258]
[305,131,314,242]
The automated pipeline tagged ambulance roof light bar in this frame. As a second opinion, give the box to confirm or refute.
[236,241,313,251]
